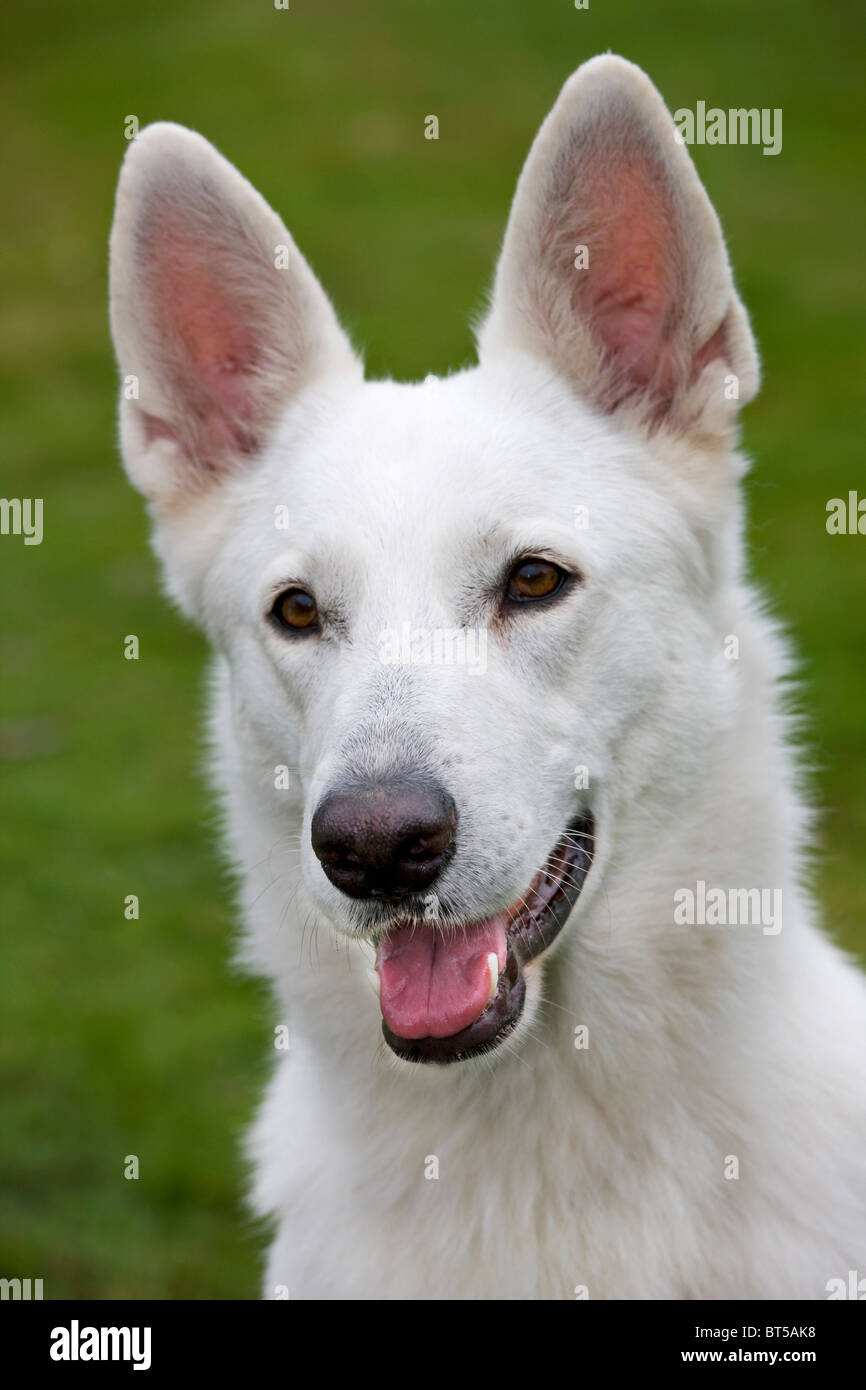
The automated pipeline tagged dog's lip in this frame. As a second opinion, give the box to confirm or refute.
[380,812,595,1065]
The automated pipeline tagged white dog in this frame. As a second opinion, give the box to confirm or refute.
[109,55,865,1299]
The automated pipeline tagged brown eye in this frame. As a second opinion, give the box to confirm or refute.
[506,558,567,603]
[272,587,319,632]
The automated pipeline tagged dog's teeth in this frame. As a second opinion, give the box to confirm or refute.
[487,953,499,1002]
[367,968,381,997]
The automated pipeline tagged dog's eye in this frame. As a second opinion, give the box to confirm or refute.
[271,587,319,632]
[506,558,567,603]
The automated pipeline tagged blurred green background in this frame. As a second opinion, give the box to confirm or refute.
[1,0,864,1299]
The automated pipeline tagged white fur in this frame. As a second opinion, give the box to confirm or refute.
[110,56,866,1299]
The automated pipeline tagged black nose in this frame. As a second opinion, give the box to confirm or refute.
[311,777,457,901]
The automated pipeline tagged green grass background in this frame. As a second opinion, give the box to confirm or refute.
[1,0,864,1298]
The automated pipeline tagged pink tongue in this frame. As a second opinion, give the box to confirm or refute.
[375,918,508,1040]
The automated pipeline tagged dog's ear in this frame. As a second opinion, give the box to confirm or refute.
[478,56,759,439]
[109,123,360,504]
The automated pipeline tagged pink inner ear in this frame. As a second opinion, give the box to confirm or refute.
[567,149,727,411]
[144,220,264,458]
[573,156,679,402]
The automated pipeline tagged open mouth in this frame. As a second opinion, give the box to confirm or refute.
[375,814,594,1064]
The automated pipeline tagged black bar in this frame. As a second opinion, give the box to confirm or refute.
[2,1298,861,1374]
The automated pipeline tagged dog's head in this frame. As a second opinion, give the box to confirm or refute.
[110,56,758,1064]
